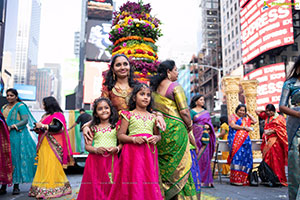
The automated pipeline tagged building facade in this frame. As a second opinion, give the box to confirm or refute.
[195,0,222,111]
[220,0,242,76]
[4,0,41,85]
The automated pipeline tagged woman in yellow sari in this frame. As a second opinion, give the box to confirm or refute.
[29,96,74,199]
[151,60,197,200]
[217,116,230,176]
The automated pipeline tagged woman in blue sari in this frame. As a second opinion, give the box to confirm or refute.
[0,88,36,195]
[279,56,300,199]
[227,104,257,186]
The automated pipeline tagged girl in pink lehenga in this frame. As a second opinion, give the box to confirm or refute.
[77,97,121,200]
[108,83,163,200]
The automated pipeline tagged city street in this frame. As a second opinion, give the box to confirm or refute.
[0,166,288,200]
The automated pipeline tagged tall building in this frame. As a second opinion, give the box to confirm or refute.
[3,0,41,84]
[36,68,54,106]
[74,31,80,58]
[178,66,191,104]
[220,0,242,76]
[44,63,62,105]
[196,0,222,111]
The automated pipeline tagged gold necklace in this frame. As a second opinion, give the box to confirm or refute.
[112,84,129,98]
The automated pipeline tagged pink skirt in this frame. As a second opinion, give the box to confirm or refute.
[108,134,163,200]
[77,153,118,200]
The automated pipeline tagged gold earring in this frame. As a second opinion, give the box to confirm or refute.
[167,73,171,80]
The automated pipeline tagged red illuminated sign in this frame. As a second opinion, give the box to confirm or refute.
[241,0,294,64]
[244,63,286,110]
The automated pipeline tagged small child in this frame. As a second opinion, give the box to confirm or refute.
[77,97,121,200]
[108,83,163,200]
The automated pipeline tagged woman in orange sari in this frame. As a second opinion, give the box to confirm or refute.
[256,104,288,186]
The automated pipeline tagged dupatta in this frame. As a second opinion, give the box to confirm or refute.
[36,112,74,168]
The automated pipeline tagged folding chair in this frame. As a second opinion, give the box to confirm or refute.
[212,139,230,183]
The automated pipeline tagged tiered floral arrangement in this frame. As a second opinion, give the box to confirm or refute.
[108,1,162,82]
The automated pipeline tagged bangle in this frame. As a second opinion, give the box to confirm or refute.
[116,146,120,153]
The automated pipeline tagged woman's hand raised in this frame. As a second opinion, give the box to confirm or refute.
[83,126,93,144]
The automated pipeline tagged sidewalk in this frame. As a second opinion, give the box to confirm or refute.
[202,176,288,200]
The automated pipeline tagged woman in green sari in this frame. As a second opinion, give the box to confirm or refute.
[0,88,36,195]
[150,60,197,200]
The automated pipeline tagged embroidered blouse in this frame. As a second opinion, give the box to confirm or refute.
[120,110,156,136]
[279,77,300,107]
[93,126,117,148]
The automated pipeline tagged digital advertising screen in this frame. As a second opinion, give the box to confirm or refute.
[87,0,113,20]
[86,19,112,62]
[241,0,294,64]
[14,84,36,101]
[83,61,109,104]
[244,63,286,110]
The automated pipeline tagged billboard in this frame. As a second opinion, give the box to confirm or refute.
[83,61,109,104]
[86,19,112,62]
[14,84,36,101]
[241,0,294,64]
[244,63,285,110]
[87,0,113,20]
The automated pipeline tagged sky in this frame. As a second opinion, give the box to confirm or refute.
[38,0,199,66]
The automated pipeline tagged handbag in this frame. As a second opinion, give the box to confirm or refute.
[258,160,280,187]
[248,169,259,186]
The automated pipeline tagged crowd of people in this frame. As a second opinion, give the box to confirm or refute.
[0,53,299,199]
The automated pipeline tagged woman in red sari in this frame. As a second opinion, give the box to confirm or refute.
[0,110,13,194]
[256,104,288,186]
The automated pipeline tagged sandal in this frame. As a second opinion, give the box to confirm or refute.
[12,188,20,195]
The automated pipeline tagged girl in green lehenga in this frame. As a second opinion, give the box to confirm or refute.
[150,60,197,200]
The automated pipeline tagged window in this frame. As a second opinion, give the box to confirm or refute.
[225,48,227,56]
[224,37,227,45]
[232,30,234,38]
[235,15,238,23]
[236,26,238,34]
[237,50,240,59]
[292,42,298,51]
[269,55,276,64]
[231,19,234,27]
[234,3,237,11]
[228,34,231,41]
[223,16,226,23]
[226,1,229,8]
[230,7,233,15]
[227,12,229,19]
[281,55,287,64]
[232,42,235,50]
[227,23,230,31]
[233,53,235,62]
[228,46,231,53]
[236,38,239,46]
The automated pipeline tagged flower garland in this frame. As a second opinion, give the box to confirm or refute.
[109,1,162,77]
